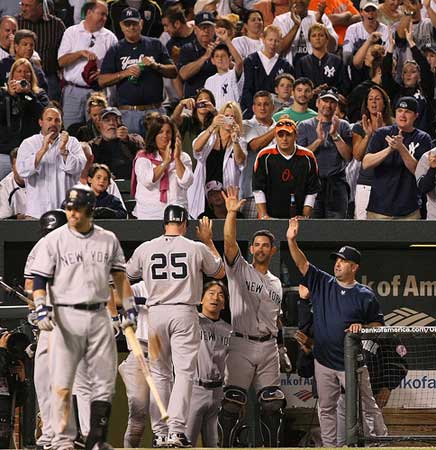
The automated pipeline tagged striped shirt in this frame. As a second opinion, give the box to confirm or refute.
[17,14,66,75]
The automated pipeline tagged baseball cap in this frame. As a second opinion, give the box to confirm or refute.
[205,180,223,195]
[319,87,339,102]
[275,119,297,135]
[195,11,216,26]
[330,246,361,265]
[360,0,379,10]
[120,7,141,22]
[423,44,436,54]
[100,107,122,119]
[395,96,418,113]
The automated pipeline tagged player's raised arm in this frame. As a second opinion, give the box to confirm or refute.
[287,217,309,276]
[196,216,225,279]
[222,186,246,265]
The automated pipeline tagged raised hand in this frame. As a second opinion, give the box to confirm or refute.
[221,186,246,212]
[196,216,214,243]
[286,217,299,241]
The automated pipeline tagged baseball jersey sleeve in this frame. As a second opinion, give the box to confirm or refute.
[24,240,43,279]
[126,245,144,280]
[198,242,223,278]
[306,152,320,195]
[30,237,56,279]
[252,149,269,195]
[110,235,126,272]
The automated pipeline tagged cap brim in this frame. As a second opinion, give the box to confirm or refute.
[275,126,295,134]
[320,94,339,101]
[362,4,378,9]
[197,20,215,26]
[330,251,345,260]
[121,18,141,22]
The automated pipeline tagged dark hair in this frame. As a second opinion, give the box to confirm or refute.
[242,9,263,24]
[360,85,394,126]
[145,115,177,155]
[9,147,18,163]
[88,163,112,182]
[193,88,216,127]
[251,229,276,247]
[14,29,37,45]
[215,17,235,36]
[369,53,383,78]
[211,43,230,58]
[274,73,294,88]
[253,90,273,103]
[202,280,229,305]
[293,77,314,90]
[163,6,187,24]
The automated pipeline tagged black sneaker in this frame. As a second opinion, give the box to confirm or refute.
[167,433,192,448]
[152,434,168,448]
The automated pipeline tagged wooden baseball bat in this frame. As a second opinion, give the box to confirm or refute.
[123,326,169,421]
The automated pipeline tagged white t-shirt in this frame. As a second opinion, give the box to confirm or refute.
[204,68,244,109]
[232,36,263,59]
[343,21,390,56]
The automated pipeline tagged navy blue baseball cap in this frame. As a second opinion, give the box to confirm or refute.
[395,96,418,113]
[195,11,216,26]
[330,246,361,264]
[120,7,141,22]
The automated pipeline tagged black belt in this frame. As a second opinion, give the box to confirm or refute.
[196,380,223,388]
[66,82,92,89]
[233,332,274,342]
[57,303,107,311]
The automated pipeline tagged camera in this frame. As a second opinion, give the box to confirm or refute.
[18,79,29,89]
[197,101,207,108]
[223,116,234,125]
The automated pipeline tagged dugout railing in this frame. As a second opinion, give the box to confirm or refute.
[345,327,436,446]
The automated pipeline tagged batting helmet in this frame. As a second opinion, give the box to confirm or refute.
[39,209,67,236]
[65,185,96,215]
[163,204,188,224]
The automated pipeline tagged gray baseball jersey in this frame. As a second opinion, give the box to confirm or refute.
[224,249,282,336]
[196,313,231,383]
[31,224,126,304]
[127,235,223,306]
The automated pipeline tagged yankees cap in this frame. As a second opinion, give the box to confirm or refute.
[330,246,361,264]
[395,96,418,113]
[120,7,141,22]
[205,180,223,195]
[195,11,216,26]
[319,87,339,102]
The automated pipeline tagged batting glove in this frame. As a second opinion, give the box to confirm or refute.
[35,304,54,331]
[279,345,292,374]
[112,315,121,337]
[121,308,138,330]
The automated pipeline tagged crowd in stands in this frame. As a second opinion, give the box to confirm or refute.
[1,0,436,221]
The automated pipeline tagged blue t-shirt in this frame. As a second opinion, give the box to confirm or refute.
[100,37,173,105]
[304,264,384,371]
[367,124,432,216]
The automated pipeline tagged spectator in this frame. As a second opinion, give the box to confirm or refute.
[382,27,435,137]
[178,12,217,98]
[171,88,217,166]
[108,0,163,39]
[297,87,352,218]
[99,7,176,135]
[241,25,293,118]
[0,58,49,180]
[194,0,219,15]
[272,73,294,112]
[58,0,117,129]
[273,0,338,66]
[253,118,320,218]
[204,33,244,109]
[287,228,385,448]
[241,91,276,218]
[16,106,86,218]
[362,96,432,219]
[273,76,317,122]
[377,0,403,26]
[87,163,127,219]
[198,180,243,218]
[188,101,246,219]
[18,0,66,101]
[343,0,390,87]
[0,16,17,59]
[0,148,26,219]
[131,114,193,219]
[0,29,48,92]
[353,86,393,219]
[308,0,360,46]
[69,92,108,141]
[89,107,145,179]
[416,148,436,220]
[294,23,350,94]
[252,0,291,26]
[232,10,264,58]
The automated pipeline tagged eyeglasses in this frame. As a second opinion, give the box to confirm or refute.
[276,121,296,128]
[89,34,96,48]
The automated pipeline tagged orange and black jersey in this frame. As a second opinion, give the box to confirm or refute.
[253,146,321,218]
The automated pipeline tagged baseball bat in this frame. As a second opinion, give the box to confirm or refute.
[123,326,169,422]
[0,277,34,307]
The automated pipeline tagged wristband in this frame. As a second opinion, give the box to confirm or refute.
[122,296,135,311]
[34,295,47,307]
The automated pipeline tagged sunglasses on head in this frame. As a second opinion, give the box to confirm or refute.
[276,120,296,127]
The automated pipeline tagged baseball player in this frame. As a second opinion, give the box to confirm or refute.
[287,217,384,447]
[218,186,285,447]
[186,281,231,447]
[127,204,224,448]
[117,281,150,448]
[30,185,137,450]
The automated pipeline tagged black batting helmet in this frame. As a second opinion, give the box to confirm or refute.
[65,185,96,216]
[39,209,67,236]
[163,204,188,224]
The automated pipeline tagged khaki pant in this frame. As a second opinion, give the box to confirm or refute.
[367,209,421,220]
